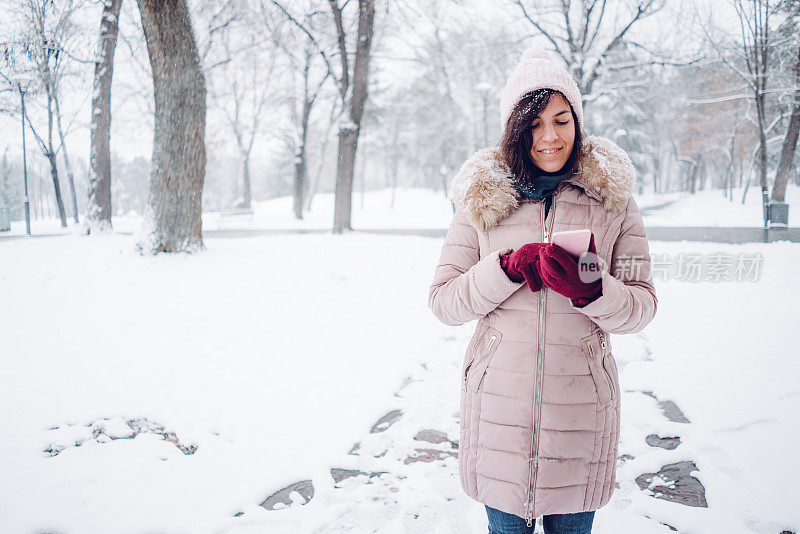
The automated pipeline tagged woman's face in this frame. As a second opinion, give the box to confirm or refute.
[528,93,575,173]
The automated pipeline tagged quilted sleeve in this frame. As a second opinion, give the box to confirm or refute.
[428,208,525,326]
[569,196,658,334]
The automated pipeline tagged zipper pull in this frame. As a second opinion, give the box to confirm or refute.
[523,496,534,527]
[585,339,594,358]
[599,332,607,351]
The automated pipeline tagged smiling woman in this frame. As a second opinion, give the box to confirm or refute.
[428,46,657,533]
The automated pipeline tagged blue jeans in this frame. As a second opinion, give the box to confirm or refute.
[485,505,595,534]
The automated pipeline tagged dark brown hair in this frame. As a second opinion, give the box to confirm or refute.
[499,89,583,187]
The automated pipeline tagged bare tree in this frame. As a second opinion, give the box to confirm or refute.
[290,45,330,219]
[261,0,331,219]
[86,0,123,232]
[304,97,342,212]
[328,0,375,232]
[511,0,698,105]
[271,0,376,233]
[734,0,772,219]
[52,91,80,223]
[209,27,277,210]
[135,0,206,253]
[6,0,87,227]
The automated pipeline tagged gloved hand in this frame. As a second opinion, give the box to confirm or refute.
[539,233,602,307]
[499,242,548,292]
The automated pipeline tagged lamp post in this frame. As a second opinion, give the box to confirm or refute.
[477,82,493,148]
[19,84,31,236]
[11,74,34,236]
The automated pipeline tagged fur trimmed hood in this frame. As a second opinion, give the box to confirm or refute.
[449,135,636,231]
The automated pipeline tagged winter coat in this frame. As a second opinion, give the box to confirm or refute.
[427,135,657,523]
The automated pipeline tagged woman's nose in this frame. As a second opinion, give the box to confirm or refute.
[541,122,558,142]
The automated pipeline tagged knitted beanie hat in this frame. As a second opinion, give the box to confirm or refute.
[499,46,584,134]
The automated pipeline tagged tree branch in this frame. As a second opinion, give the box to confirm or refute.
[267,0,342,92]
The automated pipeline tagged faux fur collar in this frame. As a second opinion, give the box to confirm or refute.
[449,135,636,231]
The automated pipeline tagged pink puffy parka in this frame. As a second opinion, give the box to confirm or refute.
[427,135,657,524]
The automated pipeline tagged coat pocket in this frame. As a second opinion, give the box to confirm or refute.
[598,331,618,401]
[462,323,489,393]
[580,331,614,404]
[465,325,501,394]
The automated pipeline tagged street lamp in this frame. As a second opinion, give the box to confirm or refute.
[477,82,493,148]
[11,73,34,236]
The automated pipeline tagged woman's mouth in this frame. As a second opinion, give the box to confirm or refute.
[538,146,563,156]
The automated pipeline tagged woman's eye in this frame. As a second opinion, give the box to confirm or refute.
[532,121,569,128]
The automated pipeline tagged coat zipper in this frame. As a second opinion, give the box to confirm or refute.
[599,332,615,398]
[524,191,558,527]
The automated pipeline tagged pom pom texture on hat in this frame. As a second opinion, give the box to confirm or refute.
[499,46,584,134]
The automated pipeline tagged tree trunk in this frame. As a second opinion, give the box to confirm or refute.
[45,85,67,227]
[772,46,800,203]
[242,152,251,209]
[390,158,399,210]
[293,144,305,219]
[333,124,358,231]
[688,158,699,194]
[87,0,123,232]
[293,98,311,220]
[359,150,365,210]
[47,149,66,226]
[756,95,769,227]
[726,130,737,200]
[136,0,206,253]
[305,100,340,213]
[331,0,375,234]
[53,94,79,223]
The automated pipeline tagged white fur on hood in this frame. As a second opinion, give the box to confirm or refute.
[449,135,636,231]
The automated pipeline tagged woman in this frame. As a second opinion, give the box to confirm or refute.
[427,47,657,533]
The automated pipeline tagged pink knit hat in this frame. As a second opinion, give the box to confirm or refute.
[499,46,584,134]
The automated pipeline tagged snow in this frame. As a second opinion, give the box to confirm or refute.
[636,185,800,227]
[0,187,798,533]
[0,231,442,533]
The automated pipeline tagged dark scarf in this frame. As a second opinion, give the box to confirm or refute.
[513,168,572,218]
[513,171,569,200]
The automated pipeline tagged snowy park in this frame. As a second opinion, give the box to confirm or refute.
[2,0,800,532]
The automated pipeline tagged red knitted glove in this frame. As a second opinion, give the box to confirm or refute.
[499,242,548,292]
[539,233,602,307]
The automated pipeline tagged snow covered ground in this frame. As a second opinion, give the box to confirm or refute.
[1,189,798,533]
[637,185,799,227]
